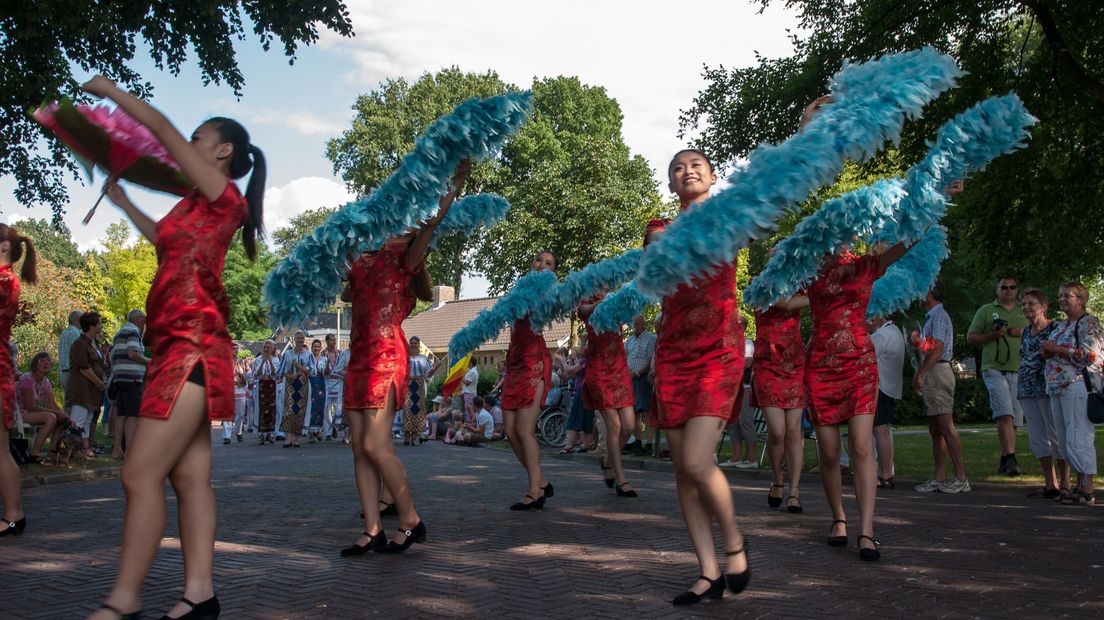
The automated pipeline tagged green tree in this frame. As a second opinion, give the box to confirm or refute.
[272,206,336,257]
[12,256,85,366]
[326,67,515,294]
[12,217,84,269]
[475,76,665,293]
[223,235,277,339]
[4,1,354,219]
[100,221,157,330]
[681,1,1104,291]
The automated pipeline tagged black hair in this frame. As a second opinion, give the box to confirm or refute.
[667,148,714,179]
[207,117,266,261]
[537,249,558,271]
[30,351,52,371]
[930,279,945,303]
[312,339,322,347]
[473,396,484,408]
[0,223,37,284]
[484,395,496,407]
[79,310,102,332]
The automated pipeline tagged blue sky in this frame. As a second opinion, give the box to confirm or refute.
[2,0,799,297]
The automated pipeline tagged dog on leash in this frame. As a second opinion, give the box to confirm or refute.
[53,421,87,469]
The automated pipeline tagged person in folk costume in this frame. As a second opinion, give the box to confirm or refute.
[253,340,282,445]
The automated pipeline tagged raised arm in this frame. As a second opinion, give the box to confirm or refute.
[405,160,471,273]
[774,295,810,312]
[82,76,228,204]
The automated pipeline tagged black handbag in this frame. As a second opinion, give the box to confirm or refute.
[1072,316,1104,424]
[8,437,31,465]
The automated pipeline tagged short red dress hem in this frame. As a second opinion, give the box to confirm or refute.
[581,298,634,411]
[501,317,551,411]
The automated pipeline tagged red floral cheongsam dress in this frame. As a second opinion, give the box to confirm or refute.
[804,252,883,426]
[344,243,417,410]
[581,294,634,410]
[0,265,20,429]
[752,306,806,409]
[501,317,552,411]
[142,183,247,421]
[654,263,744,429]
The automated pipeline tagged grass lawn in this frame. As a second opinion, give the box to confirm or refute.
[17,424,120,477]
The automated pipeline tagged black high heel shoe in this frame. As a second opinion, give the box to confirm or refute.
[672,575,725,606]
[97,603,140,620]
[615,482,638,498]
[600,458,615,488]
[857,534,881,561]
[159,596,219,620]
[379,502,398,517]
[0,516,26,537]
[340,530,387,557]
[541,481,554,498]
[377,521,427,554]
[827,519,848,547]
[767,483,784,508]
[509,494,546,511]
[724,543,751,593]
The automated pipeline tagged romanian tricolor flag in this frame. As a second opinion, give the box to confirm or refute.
[440,352,473,398]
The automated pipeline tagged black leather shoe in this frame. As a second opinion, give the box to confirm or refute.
[97,603,140,620]
[0,516,26,537]
[827,519,847,547]
[615,482,638,497]
[340,530,387,557]
[376,521,427,554]
[379,502,398,517]
[724,543,751,593]
[857,534,881,561]
[767,483,784,508]
[672,575,725,606]
[541,481,554,498]
[600,458,615,488]
[159,596,219,619]
[509,494,546,511]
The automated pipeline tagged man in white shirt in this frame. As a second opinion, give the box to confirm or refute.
[623,315,657,453]
[457,396,495,446]
[461,359,479,418]
[57,310,83,416]
[869,315,906,488]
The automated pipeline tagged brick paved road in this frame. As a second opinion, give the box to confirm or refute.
[1,434,1102,619]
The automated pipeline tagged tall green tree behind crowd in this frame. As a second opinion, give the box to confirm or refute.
[680,0,1104,337]
[325,68,665,297]
[3,1,354,220]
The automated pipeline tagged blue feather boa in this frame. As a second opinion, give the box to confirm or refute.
[744,94,1036,309]
[530,249,644,331]
[867,226,949,318]
[431,193,511,245]
[263,93,532,327]
[589,280,656,334]
[448,269,558,358]
[635,48,962,299]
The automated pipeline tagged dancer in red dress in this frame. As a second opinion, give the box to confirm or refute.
[657,150,750,606]
[85,75,265,620]
[578,294,637,497]
[339,162,469,557]
[752,305,806,512]
[501,251,557,510]
[0,224,36,539]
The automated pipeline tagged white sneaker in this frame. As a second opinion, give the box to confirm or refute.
[913,479,942,492]
[719,460,741,468]
[734,460,758,469]
[939,478,971,494]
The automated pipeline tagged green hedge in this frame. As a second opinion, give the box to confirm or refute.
[426,368,500,400]
[895,372,992,425]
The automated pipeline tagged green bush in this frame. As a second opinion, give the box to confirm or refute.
[895,370,991,425]
[425,367,500,400]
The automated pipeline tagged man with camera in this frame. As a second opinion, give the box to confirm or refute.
[967,276,1029,475]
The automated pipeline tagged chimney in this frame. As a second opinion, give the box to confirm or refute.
[431,285,455,309]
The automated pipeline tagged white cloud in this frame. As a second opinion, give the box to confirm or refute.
[320,0,800,190]
[262,176,356,238]
[246,108,347,136]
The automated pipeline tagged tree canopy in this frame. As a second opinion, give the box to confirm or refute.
[3,0,353,220]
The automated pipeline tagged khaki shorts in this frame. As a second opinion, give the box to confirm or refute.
[923,363,956,416]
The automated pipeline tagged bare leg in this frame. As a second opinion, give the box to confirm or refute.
[668,426,719,595]
[162,416,217,618]
[936,415,966,480]
[22,411,59,455]
[502,409,525,463]
[513,404,545,501]
[361,388,420,543]
[346,409,382,547]
[873,423,894,480]
[847,415,877,551]
[927,418,947,482]
[601,407,635,488]
[997,415,1016,457]
[91,382,210,619]
[815,425,846,539]
[1039,456,1057,490]
[763,407,786,494]
[1057,458,1071,489]
[0,450,23,524]
[112,415,126,458]
[783,408,804,497]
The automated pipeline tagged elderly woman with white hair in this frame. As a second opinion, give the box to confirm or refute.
[1041,281,1102,505]
[253,339,282,445]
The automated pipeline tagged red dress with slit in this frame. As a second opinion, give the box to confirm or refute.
[343,244,417,410]
[501,317,551,411]
[0,265,20,430]
[751,306,806,409]
[654,264,744,429]
[804,252,882,426]
[581,295,634,410]
[141,183,247,422]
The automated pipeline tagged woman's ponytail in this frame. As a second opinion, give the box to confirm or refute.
[242,144,266,261]
[18,235,36,284]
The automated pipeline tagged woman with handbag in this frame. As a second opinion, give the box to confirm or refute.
[1041,281,1102,505]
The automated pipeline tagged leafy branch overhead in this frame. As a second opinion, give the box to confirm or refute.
[2,1,354,219]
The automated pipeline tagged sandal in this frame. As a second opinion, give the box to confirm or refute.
[786,495,803,514]
[1055,487,1072,502]
[767,483,784,508]
[877,475,894,489]
[1071,491,1096,505]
